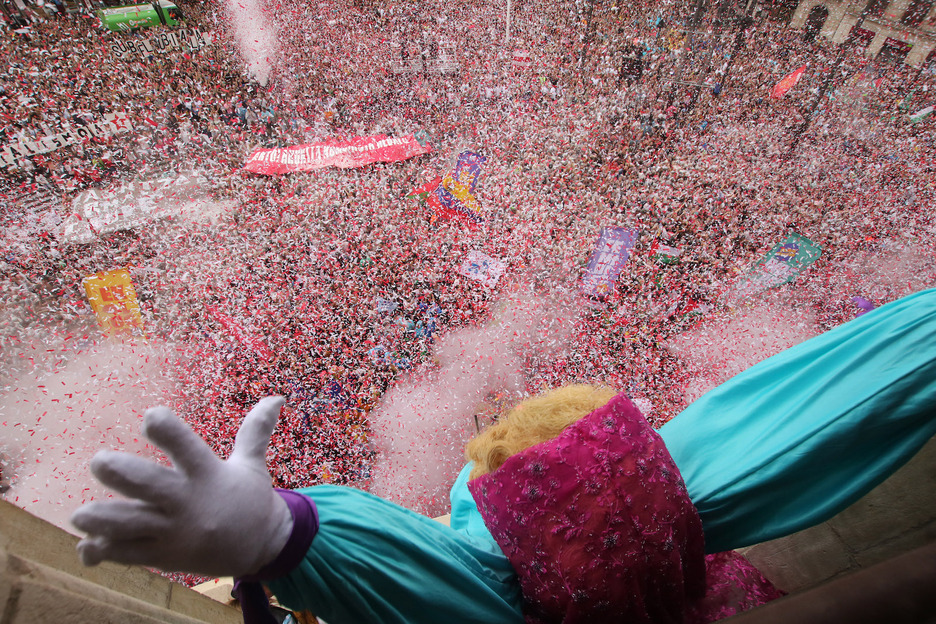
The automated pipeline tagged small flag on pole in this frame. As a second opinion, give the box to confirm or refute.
[406,176,442,201]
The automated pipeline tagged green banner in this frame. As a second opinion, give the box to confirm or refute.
[99,2,182,32]
[909,105,933,124]
[726,233,822,302]
[651,241,682,265]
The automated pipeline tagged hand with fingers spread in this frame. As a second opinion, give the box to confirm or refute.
[71,396,294,578]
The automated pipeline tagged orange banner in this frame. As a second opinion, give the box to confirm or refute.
[82,268,146,338]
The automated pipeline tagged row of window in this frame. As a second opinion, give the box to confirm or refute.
[863,0,934,28]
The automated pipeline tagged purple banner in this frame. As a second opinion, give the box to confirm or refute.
[581,227,638,297]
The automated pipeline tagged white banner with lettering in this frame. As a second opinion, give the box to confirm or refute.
[110,29,212,60]
[60,170,232,244]
[0,112,133,168]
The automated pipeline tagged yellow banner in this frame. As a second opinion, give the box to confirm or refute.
[441,174,481,214]
[82,268,146,338]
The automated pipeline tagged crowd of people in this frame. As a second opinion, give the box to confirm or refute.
[1,0,935,585]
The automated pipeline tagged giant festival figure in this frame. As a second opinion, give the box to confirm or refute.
[71,288,936,623]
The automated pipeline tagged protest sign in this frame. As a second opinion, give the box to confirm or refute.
[726,233,822,302]
[110,28,212,59]
[581,227,638,297]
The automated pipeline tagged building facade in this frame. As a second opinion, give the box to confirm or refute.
[790,0,936,66]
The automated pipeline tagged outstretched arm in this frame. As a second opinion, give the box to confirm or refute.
[72,397,523,624]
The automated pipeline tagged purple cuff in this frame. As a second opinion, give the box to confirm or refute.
[234,491,319,624]
[232,579,276,624]
[238,489,320,582]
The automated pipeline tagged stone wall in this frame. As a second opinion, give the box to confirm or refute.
[741,435,936,592]
[0,500,241,624]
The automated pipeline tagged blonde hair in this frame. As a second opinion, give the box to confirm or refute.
[466,384,618,479]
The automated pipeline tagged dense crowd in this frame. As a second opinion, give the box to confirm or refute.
[1,0,935,568]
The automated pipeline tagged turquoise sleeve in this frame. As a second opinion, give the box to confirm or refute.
[660,288,936,552]
[449,462,500,545]
[266,485,523,624]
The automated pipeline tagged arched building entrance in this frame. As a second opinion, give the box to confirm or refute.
[877,37,913,65]
[803,5,829,41]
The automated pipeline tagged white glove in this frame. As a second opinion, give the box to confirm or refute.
[71,396,294,578]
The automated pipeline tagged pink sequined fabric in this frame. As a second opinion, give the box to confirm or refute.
[469,393,782,624]
[689,552,786,623]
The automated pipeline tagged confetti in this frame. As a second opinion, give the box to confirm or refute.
[1,0,935,591]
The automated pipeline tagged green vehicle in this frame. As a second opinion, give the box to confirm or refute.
[98,1,184,32]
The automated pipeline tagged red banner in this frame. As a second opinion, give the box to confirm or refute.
[243,134,431,175]
[770,64,807,98]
